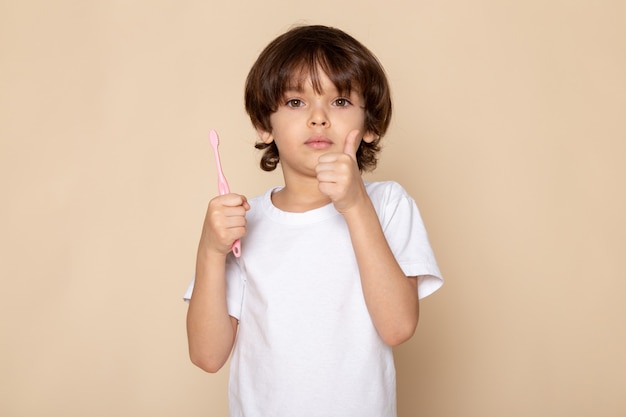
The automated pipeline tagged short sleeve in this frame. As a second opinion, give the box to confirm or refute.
[373,182,443,299]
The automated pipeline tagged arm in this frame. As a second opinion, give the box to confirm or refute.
[342,198,419,346]
[316,130,419,346]
[186,194,248,372]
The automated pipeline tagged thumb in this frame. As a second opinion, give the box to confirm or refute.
[343,129,360,160]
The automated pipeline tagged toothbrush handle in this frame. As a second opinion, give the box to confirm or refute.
[231,239,241,257]
[212,136,241,258]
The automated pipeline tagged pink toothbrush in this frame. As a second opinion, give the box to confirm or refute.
[209,130,241,257]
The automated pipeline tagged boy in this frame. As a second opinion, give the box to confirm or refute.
[185,25,443,417]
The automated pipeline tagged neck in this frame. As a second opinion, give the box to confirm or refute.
[272,176,331,213]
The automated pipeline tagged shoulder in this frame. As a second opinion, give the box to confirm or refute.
[250,186,277,201]
[364,180,412,204]
[364,181,421,227]
[247,187,277,209]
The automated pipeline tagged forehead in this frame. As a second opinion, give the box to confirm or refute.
[283,63,357,96]
[285,72,338,92]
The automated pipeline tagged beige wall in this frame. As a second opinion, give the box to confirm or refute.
[1,1,624,416]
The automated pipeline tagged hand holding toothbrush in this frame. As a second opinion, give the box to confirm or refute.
[199,130,248,258]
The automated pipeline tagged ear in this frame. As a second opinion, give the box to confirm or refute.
[256,128,274,144]
[362,130,378,144]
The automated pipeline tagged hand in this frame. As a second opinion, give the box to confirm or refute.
[199,193,249,256]
[316,129,368,214]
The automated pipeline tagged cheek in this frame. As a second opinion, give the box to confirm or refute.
[269,112,291,132]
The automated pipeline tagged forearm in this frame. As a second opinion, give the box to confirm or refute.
[186,249,237,373]
[343,197,419,346]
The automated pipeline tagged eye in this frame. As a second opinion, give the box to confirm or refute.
[333,98,352,107]
[285,99,304,108]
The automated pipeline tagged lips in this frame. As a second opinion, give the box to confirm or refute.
[305,136,333,150]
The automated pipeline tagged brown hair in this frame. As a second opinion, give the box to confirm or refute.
[244,25,392,172]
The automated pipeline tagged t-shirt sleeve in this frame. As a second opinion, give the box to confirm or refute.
[377,182,443,299]
[182,255,246,320]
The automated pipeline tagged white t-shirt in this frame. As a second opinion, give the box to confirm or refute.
[184,181,443,417]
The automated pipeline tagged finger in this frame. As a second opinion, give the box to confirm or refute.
[220,193,248,207]
[242,197,251,211]
[221,215,247,229]
[343,129,360,160]
[222,205,248,218]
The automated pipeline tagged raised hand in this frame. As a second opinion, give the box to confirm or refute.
[316,129,368,214]
[199,193,249,256]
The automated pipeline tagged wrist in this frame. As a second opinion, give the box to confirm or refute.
[197,243,229,263]
[340,194,375,223]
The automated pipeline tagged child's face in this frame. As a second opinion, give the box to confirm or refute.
[258,68,376,179]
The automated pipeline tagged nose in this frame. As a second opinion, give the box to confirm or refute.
[308,105,330,127]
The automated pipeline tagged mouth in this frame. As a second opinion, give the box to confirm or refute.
[305,136,333,150]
